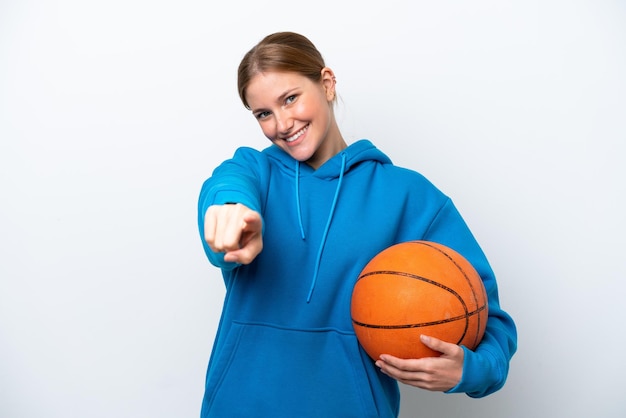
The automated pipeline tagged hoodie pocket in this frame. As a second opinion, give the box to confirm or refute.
[202,321,381,418]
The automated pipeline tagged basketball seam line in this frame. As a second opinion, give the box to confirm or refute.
[351,304,487,329]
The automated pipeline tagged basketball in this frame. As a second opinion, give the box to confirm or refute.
[351,240,488,360]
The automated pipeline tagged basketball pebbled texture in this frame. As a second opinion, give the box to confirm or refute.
[351,240,488,360]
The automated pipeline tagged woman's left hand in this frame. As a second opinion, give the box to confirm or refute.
[375,335,464,392]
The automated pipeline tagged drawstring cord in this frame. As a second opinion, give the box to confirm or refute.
[295,162,306,240]
[306,153,347,303]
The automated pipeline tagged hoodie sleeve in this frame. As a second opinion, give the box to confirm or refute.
[197,147,269,270]
[424,199,518,398]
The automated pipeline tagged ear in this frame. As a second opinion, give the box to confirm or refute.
[320,67,337,102]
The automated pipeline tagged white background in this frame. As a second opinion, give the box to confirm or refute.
[1,1,625,417]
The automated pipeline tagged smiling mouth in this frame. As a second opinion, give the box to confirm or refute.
[284,124,309,143]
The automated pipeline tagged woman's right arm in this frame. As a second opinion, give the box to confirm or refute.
[197,147,268,270]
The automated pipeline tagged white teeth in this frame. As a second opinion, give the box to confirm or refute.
[285,125,308,142]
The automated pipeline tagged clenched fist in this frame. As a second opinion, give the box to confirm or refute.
[204,203,263,265]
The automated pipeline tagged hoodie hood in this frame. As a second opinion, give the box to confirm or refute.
[264,139,392,180]
[265,140,392,302]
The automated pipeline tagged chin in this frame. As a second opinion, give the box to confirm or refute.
[283,146,313,162]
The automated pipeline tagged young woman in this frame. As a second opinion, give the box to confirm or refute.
[197,31,517,418]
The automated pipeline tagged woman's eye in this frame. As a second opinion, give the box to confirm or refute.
[285,95,297,105]
[255,111,271,120]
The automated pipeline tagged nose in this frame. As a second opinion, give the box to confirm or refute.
[275,110,294,135]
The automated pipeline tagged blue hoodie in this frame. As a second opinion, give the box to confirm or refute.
[197,139,517,418]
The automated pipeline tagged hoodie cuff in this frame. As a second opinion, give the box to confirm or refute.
[445,346,503,398]
[211,189,260,212]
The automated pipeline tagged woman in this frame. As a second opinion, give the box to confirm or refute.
[198,31,517,417]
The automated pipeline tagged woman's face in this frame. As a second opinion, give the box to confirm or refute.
[245,69,344,169]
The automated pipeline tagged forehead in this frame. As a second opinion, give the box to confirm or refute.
[245,71,317,106]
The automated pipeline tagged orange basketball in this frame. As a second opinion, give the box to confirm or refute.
[351,240,488,360]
